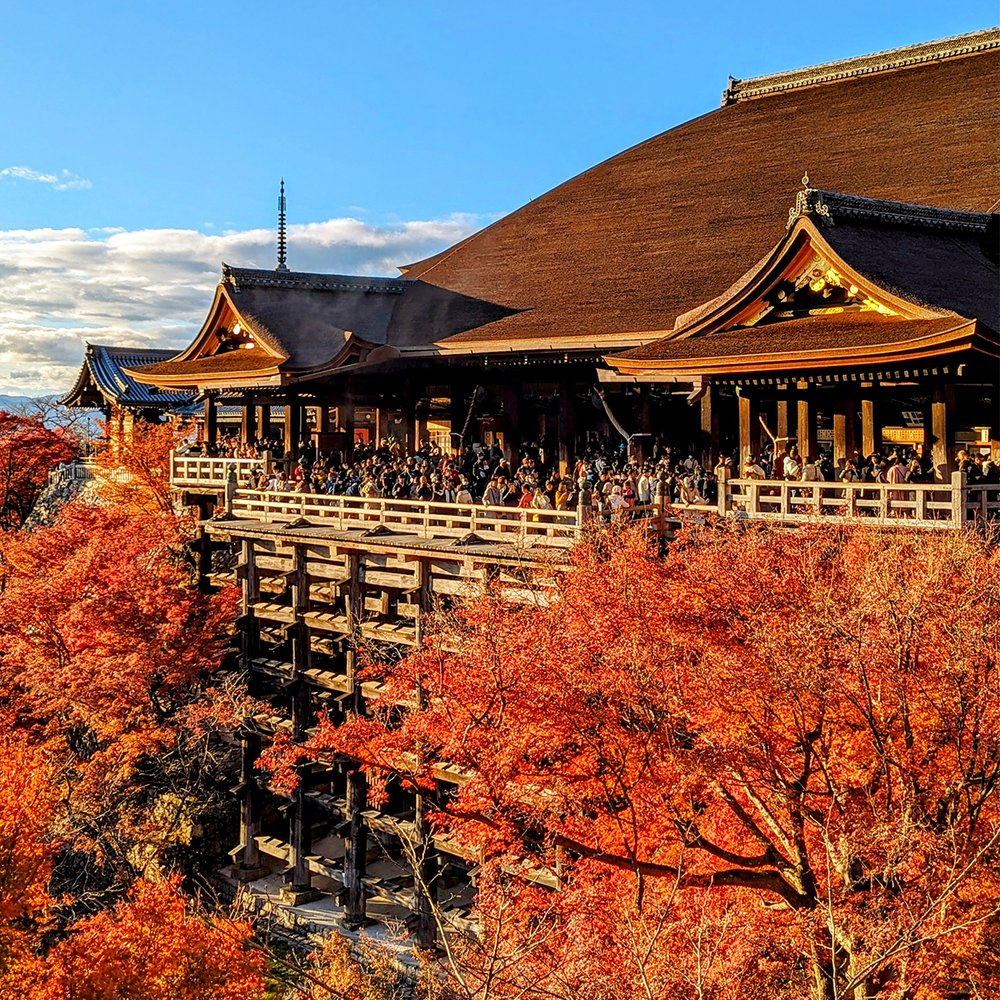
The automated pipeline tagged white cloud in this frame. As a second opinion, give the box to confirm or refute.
[0,165,92,191]
[0,214,485,396]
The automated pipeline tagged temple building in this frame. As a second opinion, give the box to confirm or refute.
[59,343,193,451]
[124,29,999,474]
[84,30,1000,940]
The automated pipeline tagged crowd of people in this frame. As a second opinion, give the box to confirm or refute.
[194,430,998,516]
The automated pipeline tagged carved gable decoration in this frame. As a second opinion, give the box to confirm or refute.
[668,211,940,343]
[746,258,898,326]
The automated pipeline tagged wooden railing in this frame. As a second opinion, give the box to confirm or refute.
[174,457,999,535]
[229,489,584,548]
[170,451,272,488]
[722,474,1000,529]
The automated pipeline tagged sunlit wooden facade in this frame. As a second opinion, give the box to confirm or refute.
[126,30,999,477]
[70,31,1000,939]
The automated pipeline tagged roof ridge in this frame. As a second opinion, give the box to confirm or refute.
[790,186,996,234]
[222,264,409,294]
[722,27,1000,105]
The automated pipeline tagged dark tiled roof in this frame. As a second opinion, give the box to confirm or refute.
[220,266,414,367]
[60,344,194,408]
[402,40,998,349]
[818,209,998,332]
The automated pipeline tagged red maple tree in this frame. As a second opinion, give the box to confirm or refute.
[0,411,76,529]
[295,523,1000,1000]
[25,877,264,1000]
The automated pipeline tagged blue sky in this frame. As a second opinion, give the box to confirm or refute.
[0,1,995,395]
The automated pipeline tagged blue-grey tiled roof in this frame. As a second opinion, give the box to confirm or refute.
[61,344,195,409]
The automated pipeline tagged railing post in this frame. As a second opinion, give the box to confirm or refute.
[951,471,966,525]
[717,469,730,517]
[915,487,927,522]
[263,450,272,476]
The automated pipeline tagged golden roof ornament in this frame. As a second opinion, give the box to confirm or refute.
[788,172,833,228]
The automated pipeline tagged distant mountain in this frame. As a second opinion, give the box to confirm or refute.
[0,394,102,436]
[0,394,43,412]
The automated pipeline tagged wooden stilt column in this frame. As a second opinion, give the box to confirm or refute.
[281,543,321,904]
[204,394,218,451]
[931,382,955,483]
[281,763,321,904]
[231,726,269,881]
[411,559,438,949]
[796,382,816,460]
[344,750,368,928]
[414,790,439,950]
[342,551,369,926]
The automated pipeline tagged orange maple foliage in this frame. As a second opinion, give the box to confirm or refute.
[0,731,58,983]
[24,877,264,1000]
[0,502,234,753]
[294,523,1000,1000]
[95,418,191,516]
[0,410,76,529]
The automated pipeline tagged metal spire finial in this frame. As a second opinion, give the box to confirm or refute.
[276,179,288,272]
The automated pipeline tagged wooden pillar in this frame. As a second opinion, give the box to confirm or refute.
[204,395,218,450]
[257,403,271,444]
[635,386,651,463]
[861,391,878,459]
[241,403,257,446]
[931,382,955,483]
[337,401,356,456]
[700,384,719,466]
[557,380,576,476]
[776,397,789,440]
[285,399,302,462]
[738,393,752,466]
[844,396,857,459]
[797,383,816,460]
[449,386,466,454]
[832,400,848,467]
